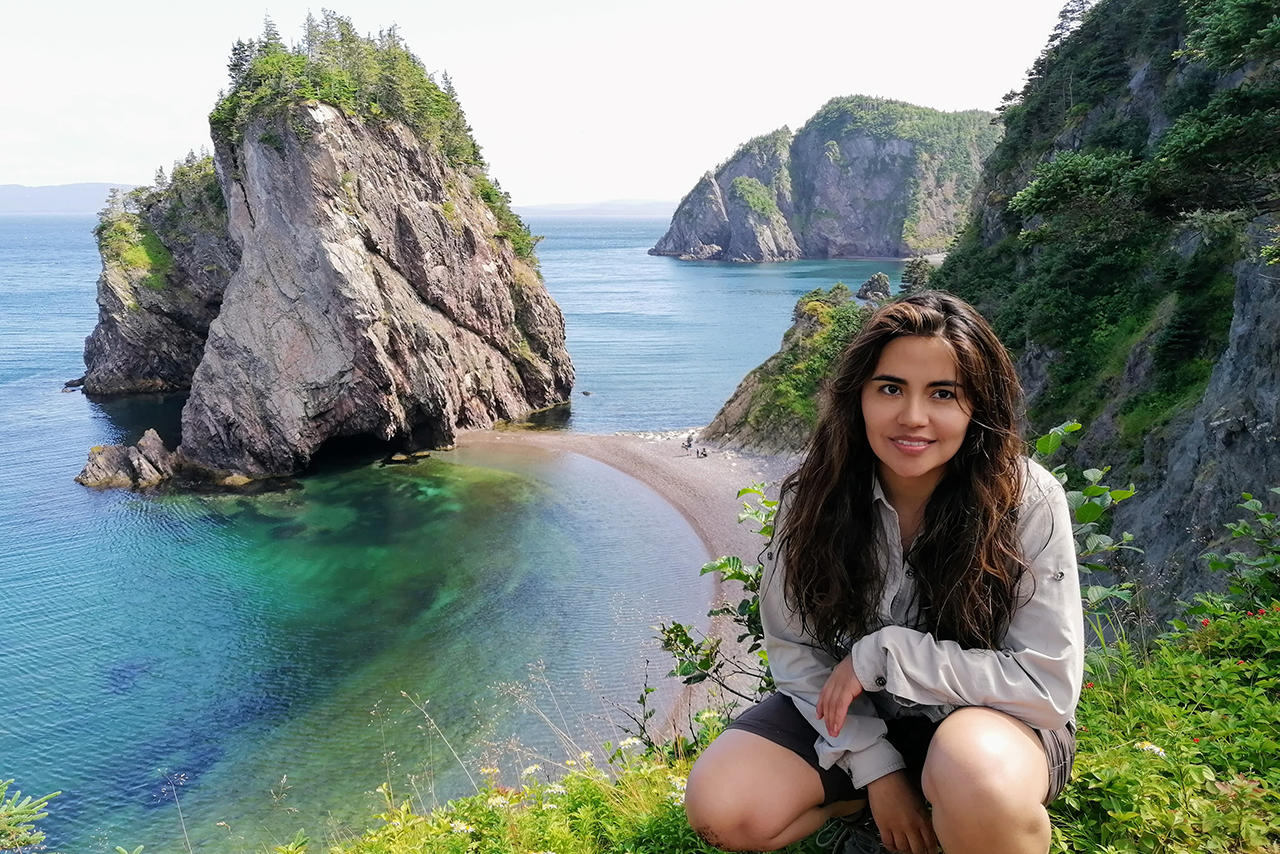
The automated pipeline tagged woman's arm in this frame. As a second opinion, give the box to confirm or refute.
[847,462,1085,730]
[761,551,908,789]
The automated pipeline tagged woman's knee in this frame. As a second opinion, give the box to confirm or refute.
[920,707,1049,813]
[684,730,826,850]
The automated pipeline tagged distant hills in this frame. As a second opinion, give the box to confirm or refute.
[513,200,675,218]
[0,183,138,214]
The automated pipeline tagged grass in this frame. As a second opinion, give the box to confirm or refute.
[314,604,1280,854]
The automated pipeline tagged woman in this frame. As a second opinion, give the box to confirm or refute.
[684,292,1082,854]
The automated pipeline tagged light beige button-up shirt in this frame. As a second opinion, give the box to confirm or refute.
[760,458,1084,789]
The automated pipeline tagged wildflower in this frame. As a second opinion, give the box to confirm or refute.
[480,767,500,776]
[1238,660,1245,664]
[1079,726,1088,732]
[1135,741,1166,758]
[578,751,594,762]
[1247,611,1254,616]
[1086,682,1094,688]
[668,774,687,792]
[564,759,576,766]
[450,821,476,834]
[1202,619,1211,627]
[486,795,509,808]
[1193,738,1200,743]
[1259,608,1267,614]
[521,764,542,777]
[618,737,643,749]
[541,802,559,810]
[546,784,566,795]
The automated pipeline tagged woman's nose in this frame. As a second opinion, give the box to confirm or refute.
[898,394,928,425]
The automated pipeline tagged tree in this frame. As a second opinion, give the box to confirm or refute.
[1048,0,1096,47]
[901,256,933,293]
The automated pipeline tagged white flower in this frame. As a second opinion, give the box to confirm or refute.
[668,774,687,791]
[486,795,509,807]
[450,821,476,834]
[541,802,559,810]
[618,737,642,749]
[546,784,566,795]
[1135,741,1167,758]
[578,751,593,762]
[521,764,542,777]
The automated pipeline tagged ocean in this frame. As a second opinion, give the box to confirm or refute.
[0,213,903,852]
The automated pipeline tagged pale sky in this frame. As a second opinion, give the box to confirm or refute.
[1,1,1067,205]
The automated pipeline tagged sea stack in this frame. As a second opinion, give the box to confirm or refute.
[77,17,573,486]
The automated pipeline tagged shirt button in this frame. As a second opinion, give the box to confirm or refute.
[905,568,915,579]
[875,676,887,687]
[1053,570,1066,581]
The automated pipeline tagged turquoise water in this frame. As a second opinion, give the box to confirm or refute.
[0,214,902,852]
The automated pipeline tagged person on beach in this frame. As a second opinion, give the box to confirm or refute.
[684,292,1082,854]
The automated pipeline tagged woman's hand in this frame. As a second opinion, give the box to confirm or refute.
[867,770,938,854]
[815,653,863,737]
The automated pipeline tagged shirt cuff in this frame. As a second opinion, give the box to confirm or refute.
[834,738,907,790]
[851,635,888,693]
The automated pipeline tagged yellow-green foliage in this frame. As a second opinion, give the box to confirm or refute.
[751,283,867,429]
[94,194,174,291]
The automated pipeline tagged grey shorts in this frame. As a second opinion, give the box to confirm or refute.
[727,693,1076,806]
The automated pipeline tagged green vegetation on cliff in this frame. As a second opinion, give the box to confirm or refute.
[94,152,228,296]
[729,176,780,219]
[749,283,867,429]
[208,13,535,259]
[95,191,175,292]
[932,0,1279,448]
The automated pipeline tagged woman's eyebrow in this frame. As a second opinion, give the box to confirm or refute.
[869,374,962,388]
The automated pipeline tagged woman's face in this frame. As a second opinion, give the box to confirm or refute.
[860,335,972,498]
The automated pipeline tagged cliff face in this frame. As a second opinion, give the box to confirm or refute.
[928,0,1280,617]
[650,129,798,261]
[651,99,999,262]
[79,102,573,485]
[176,103,572,478]
[1103,223,1280,612]
[81,159,237,394]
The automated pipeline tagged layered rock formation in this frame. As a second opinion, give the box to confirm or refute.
[78,103,573,486]
[652,98,1000,262]
[81,157,237,394]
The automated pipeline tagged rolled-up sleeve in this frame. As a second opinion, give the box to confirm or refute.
[848,462,1084,731]
[761,553,907,789]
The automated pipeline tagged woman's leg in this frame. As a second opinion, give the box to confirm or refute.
[685,729,866,851]
[920,707,1052,854]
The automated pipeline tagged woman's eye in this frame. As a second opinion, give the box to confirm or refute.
[880,384,901,395]
[933,389,956,400]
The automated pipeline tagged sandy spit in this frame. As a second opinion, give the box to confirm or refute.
[455,428,798,564]
[455,427,800,732]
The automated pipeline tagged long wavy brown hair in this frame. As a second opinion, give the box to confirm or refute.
[776,291,1028,653]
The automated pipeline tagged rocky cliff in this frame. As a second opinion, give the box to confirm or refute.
[81,156,236,394]
[928,0,1280,616]
[78,17,573,487]
[651,99,1000,262]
